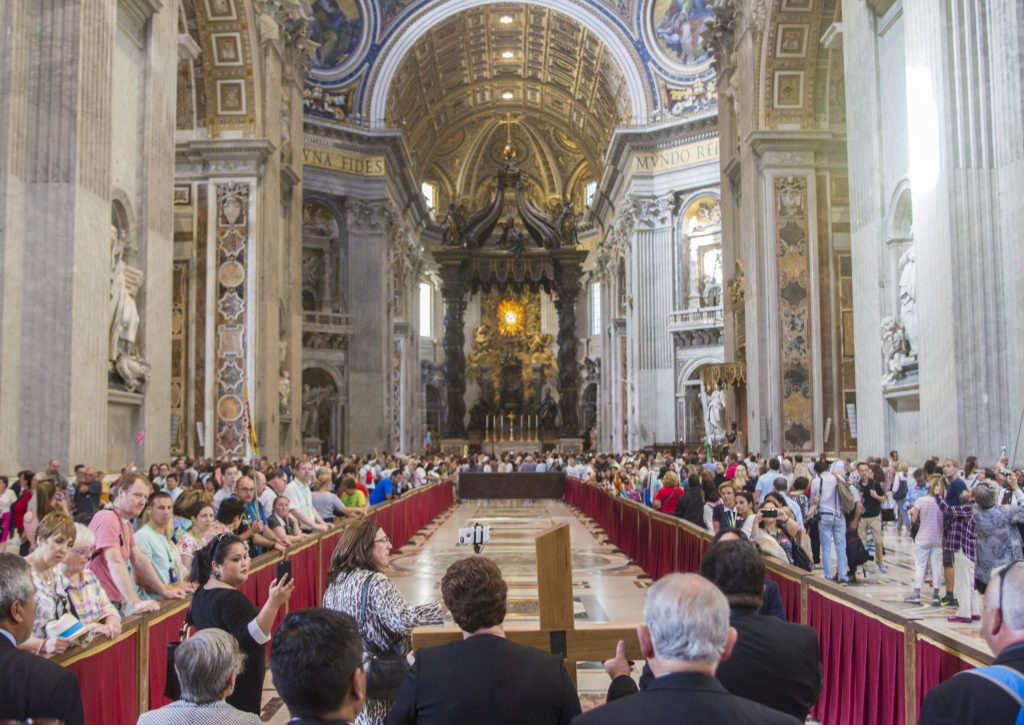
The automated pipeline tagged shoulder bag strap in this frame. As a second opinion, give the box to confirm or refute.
[358,572,375,645]
[963,665,1024,707]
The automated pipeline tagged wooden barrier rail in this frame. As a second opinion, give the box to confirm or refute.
[563,477,993,724]
[50,481,454,725]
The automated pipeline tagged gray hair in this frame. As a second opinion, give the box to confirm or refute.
[972,481,999,510]
[989,563,1024,630]
[175,628,246,704]
[0,553,34,622]
[643,573,730,665]
[73,523,95,552]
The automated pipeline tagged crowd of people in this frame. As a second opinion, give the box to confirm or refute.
[1,446,1023,724]
[571,448,1024,619]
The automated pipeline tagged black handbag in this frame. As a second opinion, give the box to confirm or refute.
[359,574,410,702]
[881,508,896,522]
[789,541,813,572]
[164,604,193,700]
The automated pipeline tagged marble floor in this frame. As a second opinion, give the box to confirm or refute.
[259,501,989,722]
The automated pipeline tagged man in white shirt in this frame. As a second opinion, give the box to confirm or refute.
[212,462,239,515]
[255,470,276,513]
[285,459,330,532]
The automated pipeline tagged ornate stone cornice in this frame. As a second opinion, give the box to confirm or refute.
[175,139,274,179]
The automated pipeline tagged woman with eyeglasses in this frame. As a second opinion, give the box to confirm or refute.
[322,519,445,725]
[60,523,121,639]
[189,533,295,715]
[21,511,77,654]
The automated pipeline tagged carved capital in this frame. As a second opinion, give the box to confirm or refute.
[345,198,390,233]
[628,194,674,229]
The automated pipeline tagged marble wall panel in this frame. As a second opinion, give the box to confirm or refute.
[775,175,814,452]
[213,181,251,456]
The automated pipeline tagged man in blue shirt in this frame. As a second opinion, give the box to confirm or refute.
[755,458,783,504]
[369,469,401,505]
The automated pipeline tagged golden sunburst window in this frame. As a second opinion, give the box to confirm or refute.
[497,298,525,337]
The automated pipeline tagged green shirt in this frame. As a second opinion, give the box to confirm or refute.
[340,490,366,508]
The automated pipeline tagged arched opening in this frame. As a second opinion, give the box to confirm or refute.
[301,366,342,456]
[424,383,443,445]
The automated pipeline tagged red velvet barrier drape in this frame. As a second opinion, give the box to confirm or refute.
[618,503,637,559]
[564,477,580,506]
[320,528,344,595]
[288,541,320,611]
[765,568,802,622]
[636,512,652,573]
[649,517,677,580]
[147,606,189,710]
[916,639,977,716]
[67,630,138,725]
[675,526,706,573]
[391,498,407,547]
[808,588,905,725]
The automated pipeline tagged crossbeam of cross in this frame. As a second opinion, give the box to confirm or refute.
[411,521,643,686]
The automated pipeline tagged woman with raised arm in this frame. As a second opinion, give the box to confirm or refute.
[189,534,294,715]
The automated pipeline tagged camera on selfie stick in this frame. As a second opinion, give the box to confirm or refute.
[457,523,492,554]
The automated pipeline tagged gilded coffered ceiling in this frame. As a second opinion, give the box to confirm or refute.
[386,4,631,211]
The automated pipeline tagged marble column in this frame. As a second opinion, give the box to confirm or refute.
[554,261,583,437]
[0,0,176,471]
[440,264,468,439]
[345,198,392,452]
[901,0,1023,462]
[176,141,273,458]
[625,195,675,448]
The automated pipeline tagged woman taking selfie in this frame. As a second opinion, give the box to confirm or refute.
[189,534,294,714]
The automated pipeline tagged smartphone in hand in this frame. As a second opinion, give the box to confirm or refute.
[276,559,292,583]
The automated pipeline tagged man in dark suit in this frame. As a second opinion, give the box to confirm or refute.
[575,572,798,725]
[385,556,581,725]
[270,608,366,725]
[919,561,1024,724]
[696,539,822,719]
[0,553,85,725]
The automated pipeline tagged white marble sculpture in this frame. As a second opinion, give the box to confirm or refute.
[109,225,149,391]
[881,316,914,386]
[898,246,919,357]
[279,338,290,414]
[701,387,727,444]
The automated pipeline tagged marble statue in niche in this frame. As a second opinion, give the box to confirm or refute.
[301,383,331,437]
[898,246,919,357]
[701,386,726,443]
[881,316,914,386]
[109,223,150,392]
[279,338,290,415]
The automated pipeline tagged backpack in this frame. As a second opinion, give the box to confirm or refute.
[836,478,856,516]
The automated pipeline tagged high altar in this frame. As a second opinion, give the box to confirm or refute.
[429,133,587,453]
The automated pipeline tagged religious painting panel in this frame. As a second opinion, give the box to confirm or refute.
[308,0,368,77]
[647,0,715,70]
[775,175,814,452]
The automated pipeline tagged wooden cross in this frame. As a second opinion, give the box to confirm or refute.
[411,521,642,686]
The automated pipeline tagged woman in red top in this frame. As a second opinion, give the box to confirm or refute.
[652,471,684,513]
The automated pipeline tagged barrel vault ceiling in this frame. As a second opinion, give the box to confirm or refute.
[386,3,631,213]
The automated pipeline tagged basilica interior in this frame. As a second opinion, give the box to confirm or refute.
[2,0,1022,474]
